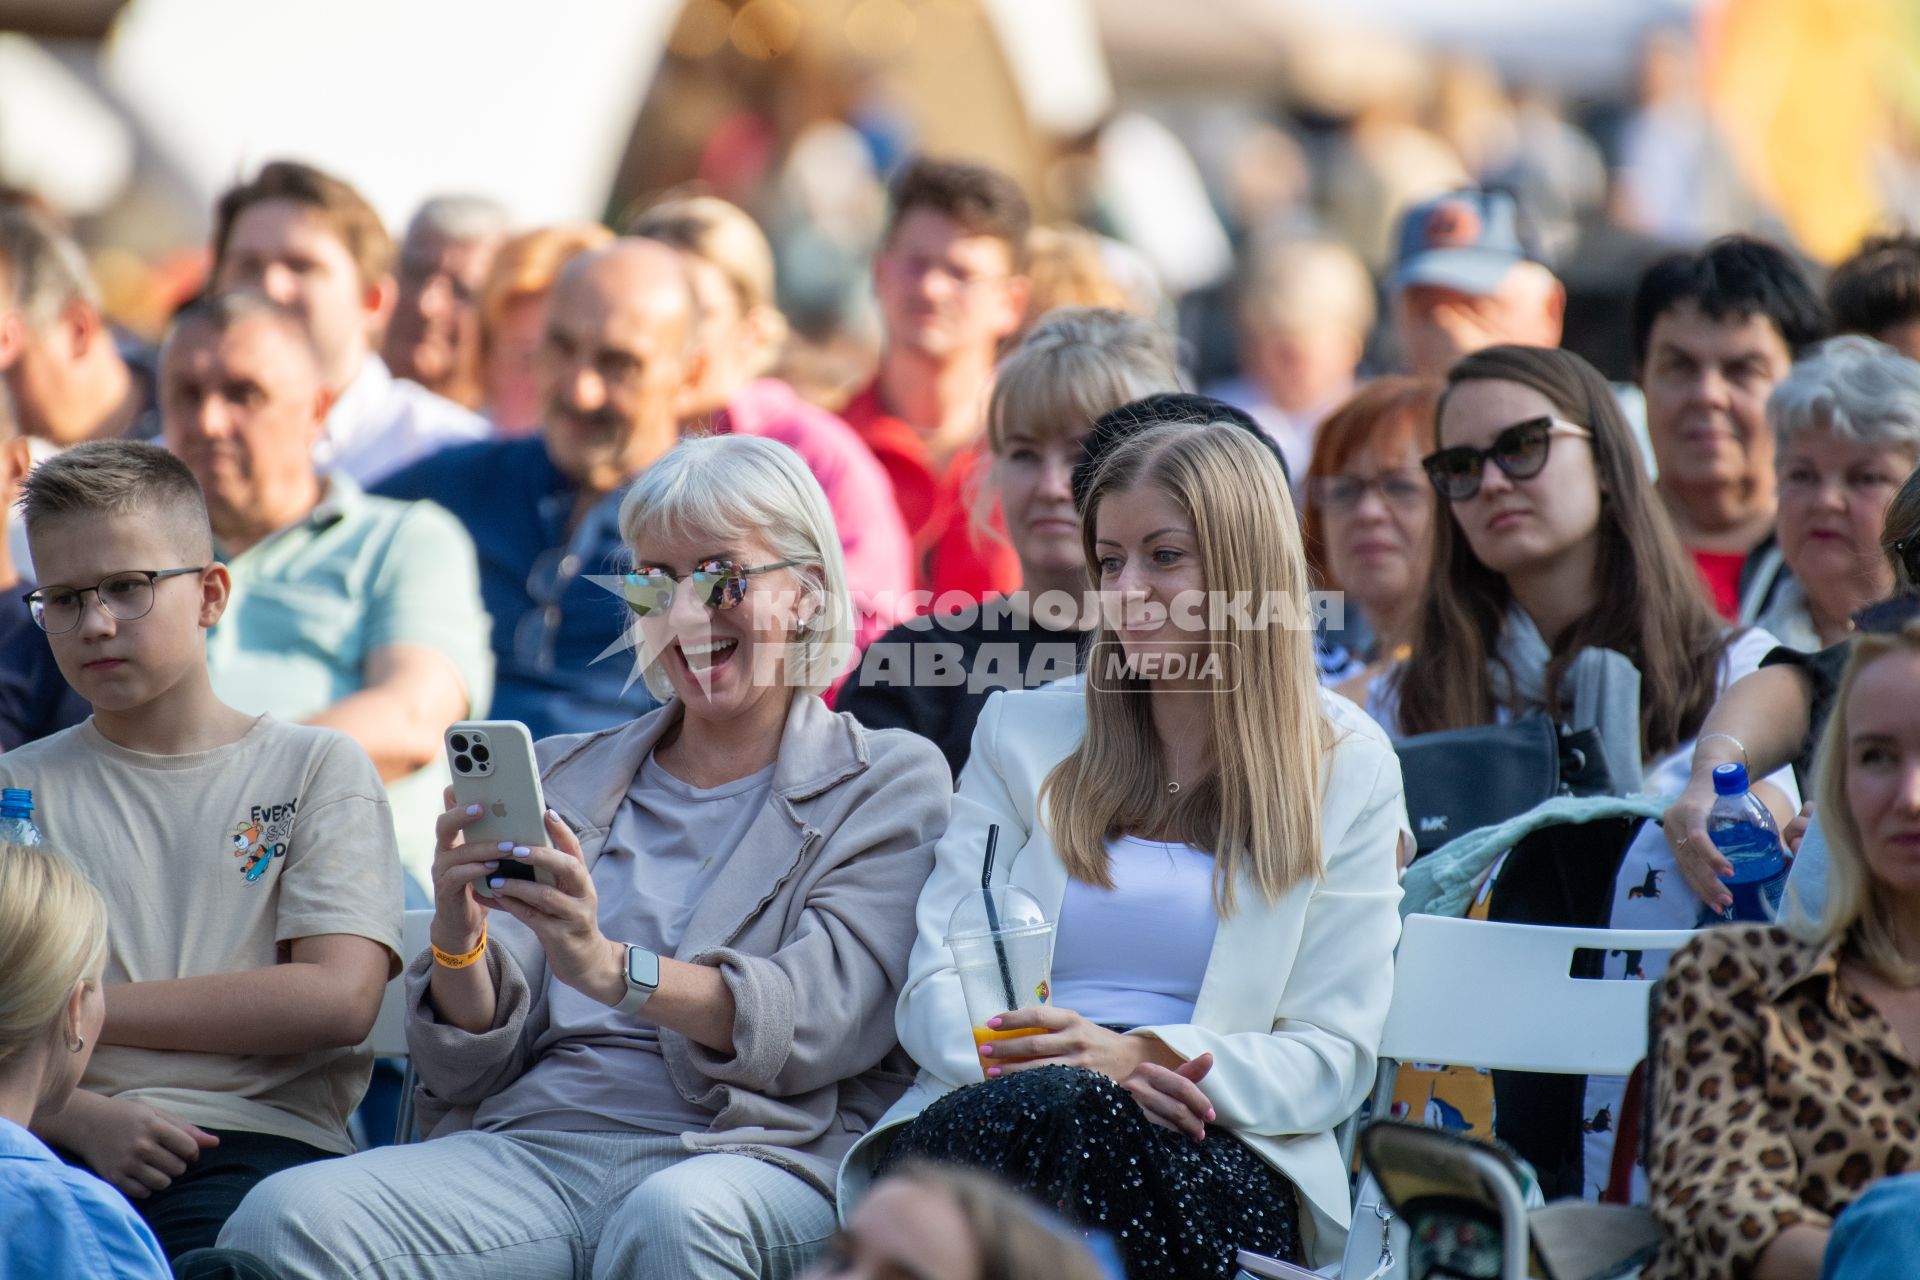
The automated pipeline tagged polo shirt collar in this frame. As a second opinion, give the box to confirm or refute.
[215,473,360,563]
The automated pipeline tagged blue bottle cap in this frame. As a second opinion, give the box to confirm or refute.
[0,787,31,811]
[1711,762,1750,796]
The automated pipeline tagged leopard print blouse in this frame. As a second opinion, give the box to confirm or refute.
[1644,925,1920,1279]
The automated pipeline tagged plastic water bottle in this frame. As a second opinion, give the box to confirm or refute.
[0,787,44,847]
[1701,763,1787,924]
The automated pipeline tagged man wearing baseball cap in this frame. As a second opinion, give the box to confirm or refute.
[1389,188,1566,378]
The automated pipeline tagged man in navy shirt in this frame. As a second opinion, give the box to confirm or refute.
[376,240,700,737]
[0,392,86,747]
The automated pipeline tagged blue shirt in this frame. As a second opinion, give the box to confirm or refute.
[374,437,658,738]
[0,576,89,750]
[0,1115,169,1279]
[208,475,494,885]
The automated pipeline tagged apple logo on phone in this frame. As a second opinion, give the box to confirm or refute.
[491,802,510,817]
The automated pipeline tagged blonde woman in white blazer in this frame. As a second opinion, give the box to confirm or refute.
[839,420,1408,1277]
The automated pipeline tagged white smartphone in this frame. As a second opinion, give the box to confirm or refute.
[445,720,556,897]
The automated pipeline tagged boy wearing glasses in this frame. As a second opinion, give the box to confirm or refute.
[4,439,401,1260]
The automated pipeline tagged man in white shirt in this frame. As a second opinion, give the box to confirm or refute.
[211,161,487,486]
[381,195,508,411]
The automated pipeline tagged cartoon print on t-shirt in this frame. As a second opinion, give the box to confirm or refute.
[230,798,298,881]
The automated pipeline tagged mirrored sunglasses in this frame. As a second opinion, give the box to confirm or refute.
[622,558,796,617]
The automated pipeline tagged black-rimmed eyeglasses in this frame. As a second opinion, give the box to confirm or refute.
[24,567,206,634]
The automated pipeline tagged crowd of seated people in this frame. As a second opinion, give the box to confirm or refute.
[10,148,1920,1280]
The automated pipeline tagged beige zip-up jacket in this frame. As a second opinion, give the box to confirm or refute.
[400,694,950,1192]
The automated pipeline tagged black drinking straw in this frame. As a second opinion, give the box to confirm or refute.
[979,824,1020,1011]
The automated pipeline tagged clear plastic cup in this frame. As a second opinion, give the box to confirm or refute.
[946,887,1054,1079]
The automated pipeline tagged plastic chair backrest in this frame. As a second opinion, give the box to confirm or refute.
[367,908,437,1058]
[1379,914,1694,1076]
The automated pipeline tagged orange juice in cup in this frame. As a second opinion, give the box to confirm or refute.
[971,1024,1047,1074]
[947,887,1055,1080]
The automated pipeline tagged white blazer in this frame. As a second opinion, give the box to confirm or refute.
[837,681,1408,1267]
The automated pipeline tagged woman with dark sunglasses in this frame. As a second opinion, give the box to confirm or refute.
[210,434,952,1280]
[1357,345,1802,1194]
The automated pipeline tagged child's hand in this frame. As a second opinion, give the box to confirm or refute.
[66,1094,218,1199]
[1784,800,1816,856]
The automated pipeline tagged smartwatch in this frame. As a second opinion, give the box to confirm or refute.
[616,943,660,1015]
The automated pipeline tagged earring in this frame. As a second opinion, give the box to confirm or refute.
[67,1031,85,1054]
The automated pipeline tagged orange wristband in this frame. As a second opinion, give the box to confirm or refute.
[432,922,488,969]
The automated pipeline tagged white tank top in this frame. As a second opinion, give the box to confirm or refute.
[1048,835,1221,1028]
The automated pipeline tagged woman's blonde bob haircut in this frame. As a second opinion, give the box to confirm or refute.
[626,195,777,315]
[0,842,107,1071]
[1812,621,1920,986]
[619,434,853,701]
[986,306,1182,455]
[626,195,789,377]
[1041,421,1331,914]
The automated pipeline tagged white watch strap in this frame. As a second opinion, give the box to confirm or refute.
[615,944,657,1015]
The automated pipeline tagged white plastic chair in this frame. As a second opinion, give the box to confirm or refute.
[1369,914,1693,1105]
[366,908,436,1145]
[1243,915,1690,1279]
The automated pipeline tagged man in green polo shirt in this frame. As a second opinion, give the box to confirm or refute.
[159,292,491,892]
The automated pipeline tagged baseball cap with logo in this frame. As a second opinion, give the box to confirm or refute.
[1389,189,1542,297]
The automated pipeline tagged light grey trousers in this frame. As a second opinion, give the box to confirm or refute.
[214,1129,835,1279]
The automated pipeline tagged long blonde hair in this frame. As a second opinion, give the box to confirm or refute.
[1812,622,1920,986]
[1042,422,1330,914]
[0,842,106,1071]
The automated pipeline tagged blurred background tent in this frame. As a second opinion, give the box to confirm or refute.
[3,0,1919,380]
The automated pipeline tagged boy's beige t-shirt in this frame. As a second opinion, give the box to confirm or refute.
[0,716,403,1153]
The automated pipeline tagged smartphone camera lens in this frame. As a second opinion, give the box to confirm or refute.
[471,743,490,764]
[453,754,472,774]
[450,733,469,753]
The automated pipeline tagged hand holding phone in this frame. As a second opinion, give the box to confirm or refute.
[445,721,557,897]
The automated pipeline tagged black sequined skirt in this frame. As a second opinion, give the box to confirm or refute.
[879,1064,1302,1280]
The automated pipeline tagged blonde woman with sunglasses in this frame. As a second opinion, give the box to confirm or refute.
[213,434,951,1280]
[1360,344,1801,1196]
